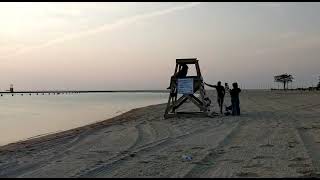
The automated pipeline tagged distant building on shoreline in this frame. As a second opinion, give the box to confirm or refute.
[10,84,14,93]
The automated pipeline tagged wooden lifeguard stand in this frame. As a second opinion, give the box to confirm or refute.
[164,58,212,119]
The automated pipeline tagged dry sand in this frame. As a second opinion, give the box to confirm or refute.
[0,90,320,178]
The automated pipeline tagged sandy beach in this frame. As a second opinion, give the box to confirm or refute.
[0,90,320,178]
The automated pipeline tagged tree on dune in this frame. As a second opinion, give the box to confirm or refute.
[274,73,294,90]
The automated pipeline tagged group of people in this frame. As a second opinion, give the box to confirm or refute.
[205,81,241,116]
[167,64,241,116]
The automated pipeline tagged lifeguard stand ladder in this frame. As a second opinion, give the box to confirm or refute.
[164,58,212,119]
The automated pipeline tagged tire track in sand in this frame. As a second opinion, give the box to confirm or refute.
[184,92,315,178]
[0,128,95,178]
[77,118,228,178]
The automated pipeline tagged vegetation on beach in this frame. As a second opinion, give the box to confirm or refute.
[274,73,294,90]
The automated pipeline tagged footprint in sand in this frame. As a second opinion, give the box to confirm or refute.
[219,159,232,162]
[229,146,242,149]
[288,163,310,168]
[96,160,104,164]
[173,149,183,152]
[299,126,312,130]
[296,169,315,176]
[252,155,274,160]
[311,125,320,129]
[260,144,274,148]
[154,155,167,160]
[129,153,136,158]
[191,146,205,150]
[139,160,151,164]
[215,149,226,154]
[191,161,214,166]
[289,157,307,161]
[232,160,244,163]
[287,141,299,148]
[236,171,259,177]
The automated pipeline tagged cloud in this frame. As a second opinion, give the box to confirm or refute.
[0,2,201,60]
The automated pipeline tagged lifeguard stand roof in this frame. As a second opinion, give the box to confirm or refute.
[176,58,198,64]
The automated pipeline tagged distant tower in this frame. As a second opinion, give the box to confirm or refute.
[10,84,14,93]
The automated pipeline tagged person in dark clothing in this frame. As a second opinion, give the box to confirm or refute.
[167,64,188,89]
[227,82,241,116]
[205,81,225,114]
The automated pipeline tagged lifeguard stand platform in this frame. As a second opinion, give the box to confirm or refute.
[164,58,213,119]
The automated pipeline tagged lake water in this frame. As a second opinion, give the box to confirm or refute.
[0,92,168,146]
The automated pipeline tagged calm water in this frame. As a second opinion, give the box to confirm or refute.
[0,93,168,146]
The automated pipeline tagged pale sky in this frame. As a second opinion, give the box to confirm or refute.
[1,2,320,90]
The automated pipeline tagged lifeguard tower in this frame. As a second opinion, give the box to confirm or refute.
[164,58,213,119]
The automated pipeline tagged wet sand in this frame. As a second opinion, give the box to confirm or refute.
[0,90,320,178]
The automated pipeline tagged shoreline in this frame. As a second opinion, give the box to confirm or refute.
[0,103,166,150]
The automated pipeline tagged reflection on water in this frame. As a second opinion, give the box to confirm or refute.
[0,93,168,146]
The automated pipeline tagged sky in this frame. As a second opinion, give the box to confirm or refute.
[0,2,320,90]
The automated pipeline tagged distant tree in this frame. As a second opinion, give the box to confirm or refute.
[317,76,320,90]
[274,73,294,90]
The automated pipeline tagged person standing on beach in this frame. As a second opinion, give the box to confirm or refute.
[205,81,225,114]
[224,83,229,95]
[229,82,241,116]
